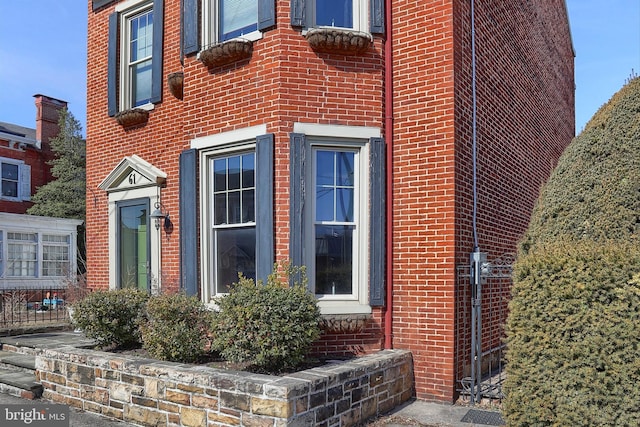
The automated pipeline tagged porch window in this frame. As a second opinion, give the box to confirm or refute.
[7,233,37,277]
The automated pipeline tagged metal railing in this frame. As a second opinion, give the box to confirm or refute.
[0,286,73,328]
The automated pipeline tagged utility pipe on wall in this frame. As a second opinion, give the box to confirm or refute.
[383,0,394,349]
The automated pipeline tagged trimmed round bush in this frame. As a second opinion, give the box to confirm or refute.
[210,266,321,372]
[504,240,640,426]
[139,293,214,363]
[71,288,149,348]
[520,77,640,253]
[504,77,640,424]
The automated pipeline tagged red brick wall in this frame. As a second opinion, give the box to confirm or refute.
[86,0,573,403]
[452,0,574,396]
[0,95,64,214]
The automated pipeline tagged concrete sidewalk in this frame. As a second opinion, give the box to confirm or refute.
[382,399,505,426]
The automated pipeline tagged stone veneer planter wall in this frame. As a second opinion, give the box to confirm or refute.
[35,348,413,427]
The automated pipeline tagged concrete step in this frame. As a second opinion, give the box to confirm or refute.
[0,349,41,399]
[0,368,42,399]
[0,350,36,370]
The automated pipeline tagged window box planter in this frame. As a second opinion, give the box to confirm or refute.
[167,71,184,100]
[320,314,371,333]
[114,108,149,129]
[305,28,372,55]
[199,39,253,68]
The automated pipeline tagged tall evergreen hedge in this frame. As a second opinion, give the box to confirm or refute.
[504,77,640,425]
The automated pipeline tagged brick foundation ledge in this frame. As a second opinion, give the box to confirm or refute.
[35,347,414,426]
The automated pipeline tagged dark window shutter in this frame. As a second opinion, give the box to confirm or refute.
[289,133,307,270]
[290,0,306,27]
[92,0,114,11]
[369,0,384,34]
[258,0,276,31]
[107,12,118,117]
[150,0,164,104]
[179,149,199,296]
[369,137,385,306]
[182,0,199,55]
[256,134,274,284]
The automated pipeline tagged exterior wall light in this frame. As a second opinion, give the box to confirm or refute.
[150,202,172,233]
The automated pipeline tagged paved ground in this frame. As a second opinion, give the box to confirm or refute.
[0,392,139,427]
[366,400,504,427]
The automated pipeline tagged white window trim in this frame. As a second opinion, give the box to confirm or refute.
[293,122,381,314]
[118,0,154,112]
[305,138,371,315]
[201,0,263,48]
[195,126,265,304]
[0,158,26,202]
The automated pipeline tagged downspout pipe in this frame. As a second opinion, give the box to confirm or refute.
[383,0,394,349]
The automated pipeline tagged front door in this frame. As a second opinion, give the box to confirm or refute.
[117,199,150,291]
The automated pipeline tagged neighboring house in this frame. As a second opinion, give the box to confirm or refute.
[86,0,574,402]
[0,95,83,288]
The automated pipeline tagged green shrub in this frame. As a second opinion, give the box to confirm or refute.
[504,240,640,426]
[520,77,640,254]
[210,264,321,372]
[71,288,149,348]
[139,293,214,363]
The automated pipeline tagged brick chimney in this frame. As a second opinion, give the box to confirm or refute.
[34,94,67,150]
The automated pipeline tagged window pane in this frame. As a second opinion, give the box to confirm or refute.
[242,189,255,222]
[228,156,241,190]
[242,153,254,188]
[132,60,152,106]
[2,181,17,197]
[316,0,353,28]
[336,152,355,186]
[316,186,334,221]
[215,227,256,293]
[130,11,153,61]
[316,151,334,186]
[2,163,18,180]
[315,225,353,295]
[336,188,354,222]
[214,193,227,225]
[228,191,241,223]
[220,0,258,41]
[214,158,227,191]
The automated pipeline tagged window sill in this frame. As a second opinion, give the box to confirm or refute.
[320,313,372,333]
[304,27,372,55]
[199,38,253,69]
[114,108,150,129]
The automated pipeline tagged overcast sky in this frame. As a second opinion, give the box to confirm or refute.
[0,1,638,135]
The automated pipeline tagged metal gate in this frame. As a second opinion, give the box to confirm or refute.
[456,253,514,404]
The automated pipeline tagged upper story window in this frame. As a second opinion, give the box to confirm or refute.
[313,0,362,30]
[202,0,261,45]
[123,6,154,108]
[181,0,275,56]
[108,0,164,117]
[0,159,30,201]
[2,163,19,198]
[290,0,384,34]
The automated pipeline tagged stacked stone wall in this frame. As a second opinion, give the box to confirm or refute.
[36,348,413,427]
